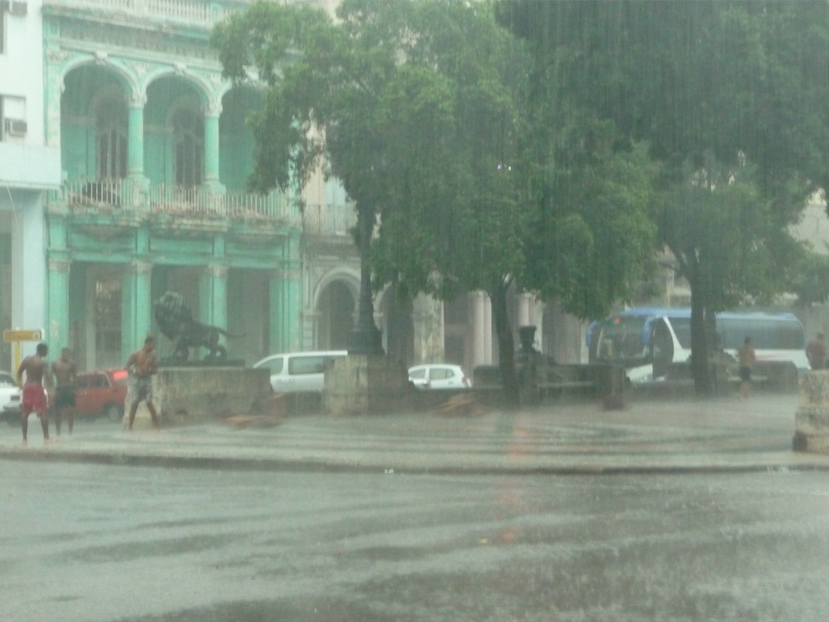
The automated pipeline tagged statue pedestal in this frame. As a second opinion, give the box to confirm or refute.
[793,371,829,452]
[323,355,409,416]
[126,367,271,429]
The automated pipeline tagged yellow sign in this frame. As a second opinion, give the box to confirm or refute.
[3,329,44,343]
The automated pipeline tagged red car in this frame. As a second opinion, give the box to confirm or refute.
[72,369,129,422]
[4,368,129,425]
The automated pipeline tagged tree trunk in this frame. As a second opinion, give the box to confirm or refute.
[347,201,383,355]
[704,306,719,351]
[490,283,520,408]
[689,284,712,396]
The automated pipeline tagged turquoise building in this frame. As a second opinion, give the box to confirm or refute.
[2,0,587,375]
[41,0,303,369]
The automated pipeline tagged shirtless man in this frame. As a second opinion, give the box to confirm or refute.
[125,335,160,431]
[807,332,827,370]
[737,336,757,398]
[52,347,78,436]
[17,342,52,445]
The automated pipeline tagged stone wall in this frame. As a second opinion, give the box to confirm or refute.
[129,367,271,428]
[794,370,829,452]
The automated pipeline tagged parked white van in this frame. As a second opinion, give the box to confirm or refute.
[253,351,348,393]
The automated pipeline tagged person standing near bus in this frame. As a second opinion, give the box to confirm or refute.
[807,332,826,370]
[737,336,757,398]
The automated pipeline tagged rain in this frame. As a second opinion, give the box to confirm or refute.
[4,1,829,620]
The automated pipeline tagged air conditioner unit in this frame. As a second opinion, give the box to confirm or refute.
[6,1,28,16]
[4,119,27,137]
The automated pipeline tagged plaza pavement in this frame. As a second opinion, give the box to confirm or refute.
[1,392,829,475]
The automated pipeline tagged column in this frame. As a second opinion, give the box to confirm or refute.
[483,293,493,363]
[468,291,486,370]
[126,94,149,208]
[412,294,444,364]
[202,102,225,194]
[128,94,147,179]
[199,264,228,330]
[45,213,69,350]
[44,59,64,148]
[534,299,545,355]
[304,310,320,351]
[199,233,227,330]
[284,234,303,352]
[269,267,302,354]
[121,262,152,362]
[518,293,533,327]
[47,258,70,351]
[11,198,47,359]
[269,270,286,354]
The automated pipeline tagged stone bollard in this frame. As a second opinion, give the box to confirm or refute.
[323,354,408,416]
[793,370,829,452]
[595,364,626,410]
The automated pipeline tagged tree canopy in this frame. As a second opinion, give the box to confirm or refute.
[365,0,656,402]
[500,0,829,393]
[213,0,661,403]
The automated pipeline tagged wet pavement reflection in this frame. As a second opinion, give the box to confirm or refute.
[3,462,829,622]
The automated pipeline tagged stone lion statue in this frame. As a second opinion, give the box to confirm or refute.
[153,291,242,363]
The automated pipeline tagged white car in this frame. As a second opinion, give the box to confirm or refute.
[254,351,348,393]
[0,370,21,414]
[408,364,472,390]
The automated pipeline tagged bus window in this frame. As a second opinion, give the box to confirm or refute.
[595,316,649,362]
[718,317,805,350]
[718,318,745,349]
[668,318,692,349]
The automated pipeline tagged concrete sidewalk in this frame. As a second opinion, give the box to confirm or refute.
[2,393,829,474]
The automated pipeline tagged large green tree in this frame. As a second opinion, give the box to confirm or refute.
[214,0,658,405]
[212,0,456,355]
[366,0,533,404]
[367,1,656,404]
[500,1,829,394]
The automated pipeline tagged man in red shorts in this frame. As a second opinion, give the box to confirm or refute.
[16,342,52,445]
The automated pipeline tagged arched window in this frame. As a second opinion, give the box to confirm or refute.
[96,98,127,180]
[173,108,203,187]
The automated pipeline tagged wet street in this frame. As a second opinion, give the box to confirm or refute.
[2,462,829,622]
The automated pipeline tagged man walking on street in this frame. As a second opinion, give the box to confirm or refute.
[807,332,826,370]
[737,336,757,398]
[52,347,78,436]
[17,342,53,445]
[125,335,160,432]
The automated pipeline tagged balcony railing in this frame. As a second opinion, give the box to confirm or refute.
[43,0,256,28]
[50,179,127,209]
[149,184,290,221]
[49,179,296,224]
[303,203,357,237]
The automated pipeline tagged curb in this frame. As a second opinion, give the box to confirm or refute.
[3,447,829,476]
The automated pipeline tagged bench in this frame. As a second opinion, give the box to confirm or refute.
[727,374,769,386]
[536,368,596,395]
[667,360,796,393]
[473,364,622,402]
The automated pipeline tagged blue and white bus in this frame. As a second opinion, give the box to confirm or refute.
[587,307,809,383]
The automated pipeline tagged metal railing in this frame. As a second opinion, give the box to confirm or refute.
[49,179,294,223]
[50,179,127,209]
[43,0,254,28]
[148,184,290,221]
[302,202,357,236]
